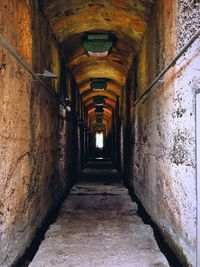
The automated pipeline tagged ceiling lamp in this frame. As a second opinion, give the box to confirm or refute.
[94,124,105,131]
[83,33,114,57]
[96,110,103,123]
[93,96,105,106]
[90,78,107,91]
[96,113,103,123]
[95,106,104,113]
[96,117,102,124]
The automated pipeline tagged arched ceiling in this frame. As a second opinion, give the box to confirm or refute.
[40,0,154,134]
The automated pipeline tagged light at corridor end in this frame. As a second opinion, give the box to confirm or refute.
[96,132,104,149]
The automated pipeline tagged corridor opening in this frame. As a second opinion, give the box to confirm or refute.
[95,132,104,149]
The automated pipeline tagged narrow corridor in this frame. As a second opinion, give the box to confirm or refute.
[0,1,199,267]
[29,160,169,267]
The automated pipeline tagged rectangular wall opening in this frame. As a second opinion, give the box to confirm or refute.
[96,132,104,149]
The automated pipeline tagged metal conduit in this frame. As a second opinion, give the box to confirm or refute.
[0,34,66,108]
[134,28,200,106]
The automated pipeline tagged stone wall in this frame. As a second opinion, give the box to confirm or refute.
[128,0,200,265]
[0,1,75,266]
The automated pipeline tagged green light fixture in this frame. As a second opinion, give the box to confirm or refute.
[83,33,114,57]
[96,111,103,123]
[94,124,105,131]
[95,106,104,113]
[96,117,102,124]
[90,78,108,91]
[93,96,105,106]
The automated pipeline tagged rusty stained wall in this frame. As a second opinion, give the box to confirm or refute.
[128,0,200,266]
[0,1,75,266]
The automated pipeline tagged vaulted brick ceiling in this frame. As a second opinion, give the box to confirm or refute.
[40,0,154,132]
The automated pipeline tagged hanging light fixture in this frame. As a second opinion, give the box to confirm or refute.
[95,106,103,123]
[96,113,103,123]
[94,124,105,132]
[95,106,104,113]
[90,78,108,91]
[93,96,106,106]
[83,33,114,57]
[96,118,102,123]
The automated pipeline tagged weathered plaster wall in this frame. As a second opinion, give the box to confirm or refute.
[128,0,200,266]
[0,1,75,266]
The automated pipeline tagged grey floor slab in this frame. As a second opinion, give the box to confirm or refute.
[29,183,170,267]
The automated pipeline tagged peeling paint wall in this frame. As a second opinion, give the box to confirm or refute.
[128,0,200,266]
[0,1,75,266]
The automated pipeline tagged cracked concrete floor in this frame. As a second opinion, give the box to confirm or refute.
[29,183,170,267]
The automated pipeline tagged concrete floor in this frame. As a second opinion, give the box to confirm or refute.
[29,171,170,267]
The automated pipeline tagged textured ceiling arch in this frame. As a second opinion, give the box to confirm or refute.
[79,79,121,96]
[41,0,154,133]
[88,107,112,117]
[41,0,153,43]
[74,62,126,86]
[86,103,113,112]
[84,98,116,110]
[82,91,117,103]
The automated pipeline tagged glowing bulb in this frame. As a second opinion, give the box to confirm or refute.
[66,106,71,112]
